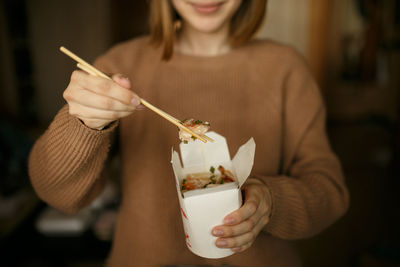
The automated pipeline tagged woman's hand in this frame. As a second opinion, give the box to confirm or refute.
[211,178,272,253]
[63,70,141,130]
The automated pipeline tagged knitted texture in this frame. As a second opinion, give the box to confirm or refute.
[29,36,349,267]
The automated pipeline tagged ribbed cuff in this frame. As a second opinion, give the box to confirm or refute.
[254,174,300,238]
[30,107,119,213]
[64,113,118,155]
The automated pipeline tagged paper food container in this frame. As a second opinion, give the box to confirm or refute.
[171,131,256,259]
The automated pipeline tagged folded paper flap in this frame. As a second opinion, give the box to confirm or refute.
[232,137,256,187]
[171,150,183,187]
[172,133,256,188]
[179,132,230,169]
[171,133,256,259]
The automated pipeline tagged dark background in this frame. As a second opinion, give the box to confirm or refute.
[0,0,399,266]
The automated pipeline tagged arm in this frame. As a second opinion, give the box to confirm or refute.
[28,105,117,214]
[260,51,349,239]
[29,53,140,214]
[212,49,349,251]
[261,104,349,240]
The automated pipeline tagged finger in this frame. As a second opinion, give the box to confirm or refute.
[254,214,270,234]
[216,215,269,251]
[70,103,133,120]
[215,231,255,248]
[222,196,259,225]
[230,215,270,252]
[64,87,136,112]
[231,242,252,253]
[71,70,138,106]
[112,74,131,89]
[212,213,261,237]
[135,104,146,110]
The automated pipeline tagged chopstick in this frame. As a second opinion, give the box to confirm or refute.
[135,97,214,143]
[61,46,213,143]
[77,63,214,143]
[61,47,109,80]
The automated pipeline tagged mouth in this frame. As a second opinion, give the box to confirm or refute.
[190,1,225,14]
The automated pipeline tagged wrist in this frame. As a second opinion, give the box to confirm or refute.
[79,119,117,131]
[246,177,273,219]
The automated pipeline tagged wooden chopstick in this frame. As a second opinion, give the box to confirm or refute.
[137,97,214,142]
[160,113,214,142]
[76,63,97,77]
[74,63,208,143]
[61,47,211,143]
[77,64,214,143]
[61,47,109,80]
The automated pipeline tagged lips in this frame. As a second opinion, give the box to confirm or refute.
[190,1,225,14]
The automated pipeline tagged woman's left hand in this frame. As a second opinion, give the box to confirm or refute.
[211,178,272,253]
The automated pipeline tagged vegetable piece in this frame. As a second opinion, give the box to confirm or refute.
[178,118,210,143]
[210,166,215,173]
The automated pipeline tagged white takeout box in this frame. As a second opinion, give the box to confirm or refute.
[171,132,256,259]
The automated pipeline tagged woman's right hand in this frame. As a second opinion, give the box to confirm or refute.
[63,70,141,130]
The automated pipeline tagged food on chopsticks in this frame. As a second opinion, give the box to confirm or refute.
[59,47,211,143]
[181,165,236,193]
[179,118,210,143]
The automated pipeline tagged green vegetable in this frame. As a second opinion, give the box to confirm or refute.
[194,120,203,124]
[210,166,215,173]
[181,185,186,190]
[183,140,188,144]
[191,136,197,140]
[210,175,216,183]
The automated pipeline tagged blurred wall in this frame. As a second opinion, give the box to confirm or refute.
[256,0,330,85]
[257,0,310,58]
[0,3,19,117]
[26,0,112,124]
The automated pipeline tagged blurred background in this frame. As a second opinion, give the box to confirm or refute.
[0,0,399,266]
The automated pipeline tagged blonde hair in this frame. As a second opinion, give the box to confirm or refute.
[149,0,267,60]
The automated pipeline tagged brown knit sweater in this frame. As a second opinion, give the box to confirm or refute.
[29,36,349,267]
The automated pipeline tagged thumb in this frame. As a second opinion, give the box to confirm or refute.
[112,74,131,89]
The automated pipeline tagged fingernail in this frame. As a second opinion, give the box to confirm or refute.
[216,239,227,247]
[115,74,131,88]
[212,229,224,236]
[135,104,145,110]
[115,74,129,81]
[232,247,241,252]
[131,97,140,106]
[224,217,235,224]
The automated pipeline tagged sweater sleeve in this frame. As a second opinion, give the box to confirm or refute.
[257,50,349,240]
[28,105,117,214]
[28,47,123,214]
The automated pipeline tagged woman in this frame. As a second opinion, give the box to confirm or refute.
[29,0,349,266]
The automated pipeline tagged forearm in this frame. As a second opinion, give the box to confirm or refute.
[256,161,349,239]
[28,105,117,213]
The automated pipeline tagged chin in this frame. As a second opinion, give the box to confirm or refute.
[188,19,227,33]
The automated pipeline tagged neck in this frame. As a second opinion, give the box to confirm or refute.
[176,23,231,57]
